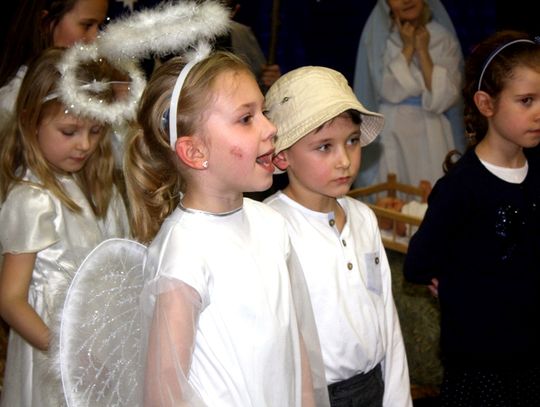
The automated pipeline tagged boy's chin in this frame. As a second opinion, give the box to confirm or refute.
[329,184,354,198]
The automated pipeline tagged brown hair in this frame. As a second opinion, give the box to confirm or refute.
[463,30,540,147]
[0,47,117,218]
[124,51,251,243]
[444,31,540,173]
[0,0,81,88]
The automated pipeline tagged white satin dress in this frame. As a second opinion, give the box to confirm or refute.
[0,170,130,407]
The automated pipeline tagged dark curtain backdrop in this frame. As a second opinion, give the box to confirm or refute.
[2,1,538,87]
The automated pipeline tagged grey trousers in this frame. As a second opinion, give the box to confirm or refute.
[327,364,384,407]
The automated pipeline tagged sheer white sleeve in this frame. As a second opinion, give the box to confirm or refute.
[140,276,205,406]
[60,238,206,407]
[287,247,330,407]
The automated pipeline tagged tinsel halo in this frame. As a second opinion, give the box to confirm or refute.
[57,43,146,124]
[54,0,230,125]
[97,1,230,61]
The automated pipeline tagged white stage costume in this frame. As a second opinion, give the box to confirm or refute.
[0,170,129,407]
[140,198,327,406]
[266,192,412,407]
[353,0,464,187]
[58,199,328,406]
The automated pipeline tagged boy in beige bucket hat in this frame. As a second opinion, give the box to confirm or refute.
[264,66,412,406]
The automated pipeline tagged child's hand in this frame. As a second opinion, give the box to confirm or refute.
[414,25,430,54]
[396,17,415,51]
[428,278,439,298]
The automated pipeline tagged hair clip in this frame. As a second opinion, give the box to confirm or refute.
[161,108,170,132]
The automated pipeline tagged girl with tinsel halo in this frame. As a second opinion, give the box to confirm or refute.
[0,47,130,407]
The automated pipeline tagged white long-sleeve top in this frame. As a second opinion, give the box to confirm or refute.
[265,192,412,407]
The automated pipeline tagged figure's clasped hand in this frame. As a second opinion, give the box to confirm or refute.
[428,278,439,298]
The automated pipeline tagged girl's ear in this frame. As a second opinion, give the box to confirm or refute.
[272,151,289,171]
[175,136,208,170]
[473,91,495,117]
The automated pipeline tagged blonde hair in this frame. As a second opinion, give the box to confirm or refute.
[125,51,251,243]
[0,47,117,218]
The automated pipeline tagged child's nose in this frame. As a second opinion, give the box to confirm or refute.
[262,116,277,142]
[77,133,91,151]
[337,148,351,169]
[85,26,100,43]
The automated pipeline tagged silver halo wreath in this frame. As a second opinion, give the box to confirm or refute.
[56,42,146,124]
[53,0,231,125]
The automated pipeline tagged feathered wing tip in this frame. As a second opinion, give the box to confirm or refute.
[98,0,231,60]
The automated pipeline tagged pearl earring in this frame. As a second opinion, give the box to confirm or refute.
[202,160,209,169]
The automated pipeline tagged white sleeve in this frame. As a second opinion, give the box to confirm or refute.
[422,29,463,114]
[377,237,413,407]
[142,276,207,407]
[0,183,59,253]
[287,245,330,407]
[382,51,423,102]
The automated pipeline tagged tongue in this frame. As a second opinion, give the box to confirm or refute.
[256,154,271,165]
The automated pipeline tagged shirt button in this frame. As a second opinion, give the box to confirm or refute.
[342,239,347,246]
[329,219,335,227]
[347,262,353,270]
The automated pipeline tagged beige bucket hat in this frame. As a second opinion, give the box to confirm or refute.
[265,66,384,154]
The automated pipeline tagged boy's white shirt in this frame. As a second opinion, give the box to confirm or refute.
[265,191,412,407]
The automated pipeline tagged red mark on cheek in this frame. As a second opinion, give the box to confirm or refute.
[230,146,244,159]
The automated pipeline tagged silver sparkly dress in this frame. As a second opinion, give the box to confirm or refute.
[0,170,130,407]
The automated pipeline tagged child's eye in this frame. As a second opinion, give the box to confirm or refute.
[317,144,330,152]
[80,21,96,31]
[240,115,253,124]
[90,125,103,134]
[521,97,534,106]
[347,135,361,146]
[61,129,76,136]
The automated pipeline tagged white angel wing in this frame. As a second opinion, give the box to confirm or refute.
[60,238,147,407]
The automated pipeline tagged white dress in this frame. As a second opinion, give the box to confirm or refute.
[142,198,322,406]
[0,170,130,407]
[377,21,462,186]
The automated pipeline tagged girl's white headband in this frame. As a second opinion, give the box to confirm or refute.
[477,39,535,91]
[167,45,211,149]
